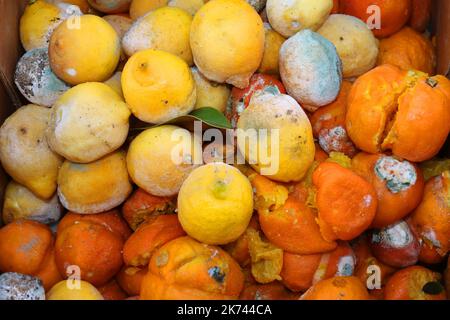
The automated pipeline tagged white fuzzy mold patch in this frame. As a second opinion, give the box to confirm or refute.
[371,221,413,248]
[375,156,417,193]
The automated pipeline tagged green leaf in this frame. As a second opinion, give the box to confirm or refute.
[131,107,232,132]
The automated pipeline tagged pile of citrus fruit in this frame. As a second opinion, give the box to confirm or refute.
[0,0,448,300]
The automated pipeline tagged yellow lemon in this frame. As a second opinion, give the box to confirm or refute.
[318,14,379,78]
[178,163,254,245]
[57,150,132,214]
[191,67,231,112]
[266,0,333,37]
[49,14,121,85]
[190,0,265,89]
[123,6,193,65]
[122,49,196,124]
[46,82,131,163]
[47,280,104,300]
[258,23,286,75]
[0,105,63,199]
[127,125,201,196]
[2,181,63,225]
[129,0,168,20]
[168,0,208,15]
[237,91,315,182]
[20,0,82,51]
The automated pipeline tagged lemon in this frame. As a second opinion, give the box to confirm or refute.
[178,163,254,245]
[47,280,104,300]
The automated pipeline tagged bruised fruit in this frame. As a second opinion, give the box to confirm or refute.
[190,0,265,88]
[409,171,450,258]
[140,236,244,300]
[127,125,201,197]
[123,7,193,65]
[279,29,342,112]
[346,65,450,162]
[123,215,186,267]
[122,49,196,124]
[384,266,447,300]
[20,0,82,51]
[310,81,357,157]
[0,105,63,199]
[191,67,231,113]
[281,242,355,292]
[313,162,377,241]
[318,14,379,78]
[227,73,286,129]
[369,220,420,268]
[409,0,432,32]
[250,172,337,254]
[46,82,131,163]
[377,27,436,74]
[178,163,253,245]
[351,153,425,228]
[266,0,333,38]
[258,23,286,75]
[116,266,147,296]
[49,15,121,85]
[0,220,61,290]
[122,188,176,230]
[237,91,315,182]
[57,150,132,214]
[55,219,124,286]
[2,181,62,225]
[15,48,70,108]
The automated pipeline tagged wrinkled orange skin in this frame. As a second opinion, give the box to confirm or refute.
[0,220,52,275]
[352,235,397,286]
[409,171,450,258]
[281,242,354,292]
[58,210,132,241]
[123,215,186,267]
[346,65,408,154]
[224,216,260,267]
[35,246,63,291]
[0,220,61,290]
[97,280,128,300]
[116,266,147,296]
[310,81,357,157]
[341,0,411,38]
[122,188,176,230]
[240,282,299,300]
[313,162,377,241]
[260,194,337,255]
[301,276,370,300]
[378,27,436,74]
[351,152,425,228]
[385,266,447,300]
[409,0,432,32]
[251,173,337,255]
[55,220,124,286]
[346,65,450,162]
[141,237,244,300]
